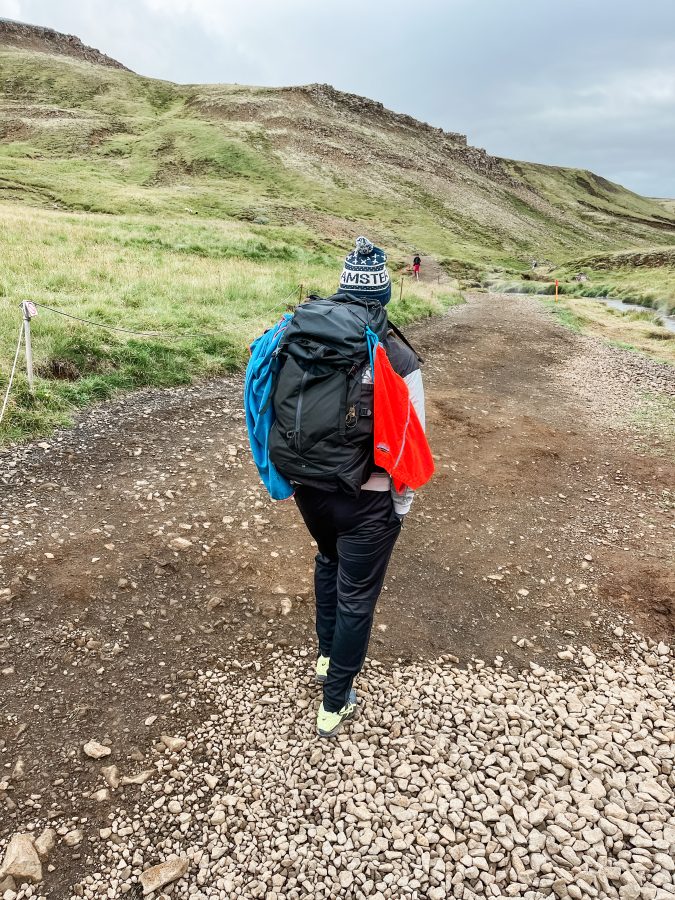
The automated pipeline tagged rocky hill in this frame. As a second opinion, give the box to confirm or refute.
[0,21,674,273]
[0,18,130,70]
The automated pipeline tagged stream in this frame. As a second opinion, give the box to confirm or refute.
[585,296,675,333]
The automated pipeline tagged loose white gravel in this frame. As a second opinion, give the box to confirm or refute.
[3,640,673,900]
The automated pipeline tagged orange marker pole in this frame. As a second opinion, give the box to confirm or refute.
[555,279,559,303]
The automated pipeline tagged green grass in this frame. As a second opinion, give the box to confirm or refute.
[539,299,587,331]
[0,203,460,442]
[1,44,674,442]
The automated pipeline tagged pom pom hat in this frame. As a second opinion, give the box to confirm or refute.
[338,236,392,306]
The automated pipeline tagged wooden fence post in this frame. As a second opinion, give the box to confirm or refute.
[22,301,35,393]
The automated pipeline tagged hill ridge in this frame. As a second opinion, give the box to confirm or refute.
[0,17,130,71]
[0,22,674,265]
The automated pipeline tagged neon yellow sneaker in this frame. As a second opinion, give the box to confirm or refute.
[315,655,330,684]
[316,689,357,738]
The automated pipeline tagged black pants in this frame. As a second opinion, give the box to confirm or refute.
[294,486,401,712]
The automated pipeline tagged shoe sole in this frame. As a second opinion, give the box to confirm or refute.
[317,704,357,739]
[315,674,327,684]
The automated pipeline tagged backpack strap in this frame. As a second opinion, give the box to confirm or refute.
[387,321,424,365]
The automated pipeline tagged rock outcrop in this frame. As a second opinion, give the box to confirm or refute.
[291,83,468,147]
[0,18,130,70]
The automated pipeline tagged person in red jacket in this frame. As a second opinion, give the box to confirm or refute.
[412,253,421,280]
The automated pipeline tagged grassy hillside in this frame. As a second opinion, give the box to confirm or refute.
[1,35,675,441]
[2,46,674,261]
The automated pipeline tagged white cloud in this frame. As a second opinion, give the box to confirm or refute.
[142,0,232,35]
[0,0,24,19]
[140,0,313,38]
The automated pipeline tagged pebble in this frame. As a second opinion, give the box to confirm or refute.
[138,856,188,894]
[101,765,120,789]
[160,735,186,753]
[2,644,673,899]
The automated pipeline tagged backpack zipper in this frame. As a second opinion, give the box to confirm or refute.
[292,370,309,450]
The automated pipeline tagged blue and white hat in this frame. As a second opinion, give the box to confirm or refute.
[338,236,392,306]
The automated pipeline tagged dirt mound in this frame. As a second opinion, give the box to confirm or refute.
[0,18,130,70]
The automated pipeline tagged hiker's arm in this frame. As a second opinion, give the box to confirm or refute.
[391,368,426,517]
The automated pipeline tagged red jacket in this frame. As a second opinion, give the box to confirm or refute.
[372,343,434,492]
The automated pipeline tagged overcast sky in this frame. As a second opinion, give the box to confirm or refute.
[2,0,674,198]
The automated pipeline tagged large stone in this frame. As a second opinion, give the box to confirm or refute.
[161,735,186,753]
[83,740,111,759]
[101,765,120,789]
[139,857,188,895]
[0,834,43,884]
[33,829,56,860]
[168,537,192,551]
[63,829,83,847]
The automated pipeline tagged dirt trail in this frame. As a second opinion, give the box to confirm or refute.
[1,293,673,895]
[404,254,446,285]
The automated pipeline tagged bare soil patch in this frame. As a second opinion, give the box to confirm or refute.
[0,293,673,896]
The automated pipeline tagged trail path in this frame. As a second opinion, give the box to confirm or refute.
[0,294,673,899]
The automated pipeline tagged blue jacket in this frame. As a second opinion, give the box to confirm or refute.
[244,316,294,500]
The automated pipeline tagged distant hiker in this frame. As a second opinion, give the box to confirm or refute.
[531,259,538,270]
[245,236,433,738]
[412,253,421,280]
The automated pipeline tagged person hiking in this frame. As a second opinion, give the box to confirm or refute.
[412,253,421,280]
[255,237,429,738]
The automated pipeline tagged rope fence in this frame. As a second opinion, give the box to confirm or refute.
[0,320,24,426]
[28,282,303,339]
[0,284,304,425]
[1,273,429,425]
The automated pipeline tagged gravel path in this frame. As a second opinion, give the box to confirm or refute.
[1,294,673,899]
[4,642,674,900]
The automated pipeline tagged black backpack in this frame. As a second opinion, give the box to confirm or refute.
[268,292,389,496]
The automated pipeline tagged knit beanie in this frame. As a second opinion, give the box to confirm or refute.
[338,236,392,306]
